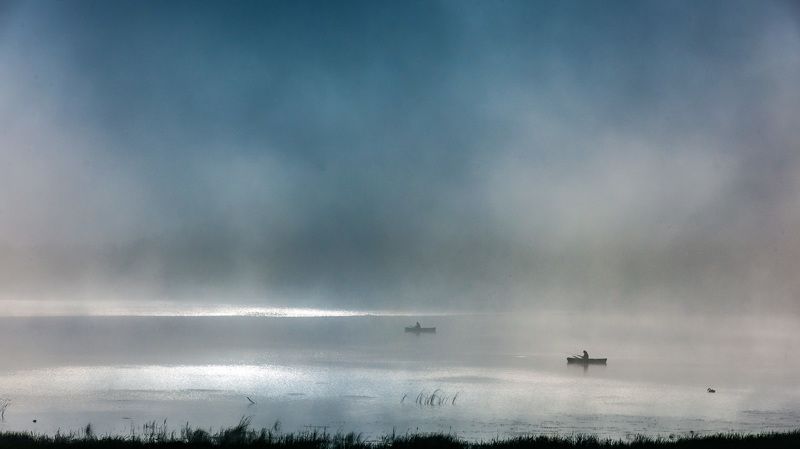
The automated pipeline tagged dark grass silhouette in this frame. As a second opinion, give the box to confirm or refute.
[405,389,460,407]
[0,419,795,448]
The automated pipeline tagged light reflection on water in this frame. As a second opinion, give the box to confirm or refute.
[0,300,384,317]
[0,314,796,440]
[0,362,797,440]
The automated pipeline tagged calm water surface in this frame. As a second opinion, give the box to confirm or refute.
[0,313,797,440]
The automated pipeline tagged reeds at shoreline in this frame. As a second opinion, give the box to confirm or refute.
[0,418,796,448]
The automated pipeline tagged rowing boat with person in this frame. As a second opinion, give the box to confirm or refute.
[405,321,436,334]
[567,350,606,364]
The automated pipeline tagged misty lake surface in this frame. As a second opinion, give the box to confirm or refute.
[0,311,797,440]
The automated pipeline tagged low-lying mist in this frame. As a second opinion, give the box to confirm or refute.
[1,1,799,316]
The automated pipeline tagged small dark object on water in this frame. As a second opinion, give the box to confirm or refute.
[405,322,436,334]
[567,356,607,365]
[32,419,37,423]
[246,396,256,404]
[707,387,716,393]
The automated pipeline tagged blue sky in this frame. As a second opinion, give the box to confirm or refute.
[1,0,799,312]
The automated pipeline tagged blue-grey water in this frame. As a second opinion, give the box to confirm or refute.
[0,312,797,440]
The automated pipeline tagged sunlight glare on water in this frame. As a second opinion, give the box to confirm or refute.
[0,299,391,317]
[0,314,797,440]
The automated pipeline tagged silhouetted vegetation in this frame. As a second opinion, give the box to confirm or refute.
[401,389,460,407]
[0,419,796,448]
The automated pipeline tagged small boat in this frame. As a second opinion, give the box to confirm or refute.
[567,357,607,365]
[405,326,436,334]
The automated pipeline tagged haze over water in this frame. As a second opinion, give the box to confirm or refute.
[0,305,797,440]
[2,0,800,441]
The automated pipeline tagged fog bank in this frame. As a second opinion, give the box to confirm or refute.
[1,1,799,314]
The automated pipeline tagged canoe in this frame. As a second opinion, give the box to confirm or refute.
[405,326,436,334]
[567,357,607,365]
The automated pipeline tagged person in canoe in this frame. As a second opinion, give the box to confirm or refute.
[415,321,421,329]
[582,350,589,360]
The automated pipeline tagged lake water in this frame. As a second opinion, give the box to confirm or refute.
[0,311,797,440]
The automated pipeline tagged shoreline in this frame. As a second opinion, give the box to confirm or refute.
[0,419,797,448]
